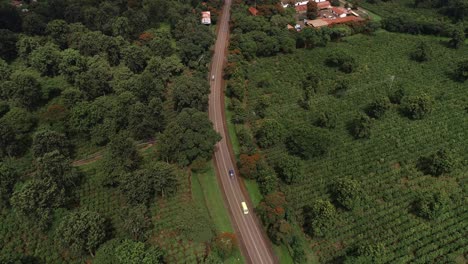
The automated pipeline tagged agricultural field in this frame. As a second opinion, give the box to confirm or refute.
[237,31,467,262]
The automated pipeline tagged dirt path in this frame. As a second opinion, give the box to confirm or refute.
[72,140,155,167]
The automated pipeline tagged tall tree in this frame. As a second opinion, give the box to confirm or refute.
[10,71,43,109]
[0,29,18,61]
[32,130,71,158]
[46,19,70,48]
[102,133,141,186]
[158,108,221,166]
[0,162,18,209]
[11,178,65,229]
[59,48,88,84]
[256,119,285,148]
[56,210,108,257]
[306,1,319,19]
[75,57,113,100]
[448,23,465,49]
[29,43,62,77]
[303,199,337,238]
[172,75,210,112]
[121,45,147,73]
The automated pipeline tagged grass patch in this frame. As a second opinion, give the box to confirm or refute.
[242,179,263,207]
[192,163,234,233]
[274,245,295,264]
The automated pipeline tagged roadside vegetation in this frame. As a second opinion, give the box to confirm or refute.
[227,0,467,263]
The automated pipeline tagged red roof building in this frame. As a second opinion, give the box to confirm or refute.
[323,16,363,25]
[317,1,331,9]
[248,6,259,16]
[331,7,348,17]
[295,4,307,12]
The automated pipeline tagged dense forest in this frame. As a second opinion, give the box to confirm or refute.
[226,0,467,263]
[0,0,239,263]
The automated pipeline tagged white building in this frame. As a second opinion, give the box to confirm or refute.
[201,11,211,25]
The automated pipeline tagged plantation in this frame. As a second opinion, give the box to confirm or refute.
[231,31,467,262]
[0,0,237,262]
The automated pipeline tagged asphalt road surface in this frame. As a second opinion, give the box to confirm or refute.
[208,0,277,263]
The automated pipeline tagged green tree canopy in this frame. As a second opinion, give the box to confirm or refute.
[256,119,285,148]
[59,48,88,84]
[11,178,65,229]
[75,57,113,100]
[286,126,332,159]
[331,177,365,210]
[402,94,433,119]
[115,239,164,264]
[10,71,43,109]
[46,19,70,48]
[273,153,305,184]
[32,130,71,158]
[366,97,391,119]
[56,210,108,257]
[172,75,210,112]
[414,191,450,220]
[102,133,141,186]
[454,59,468,82]
[303,199,337,238]
[122,45,147,73]
[417,149,456,176]
[158,108,221,166]
[349,114,372,139]
[410,41,431,62]
[0,162,18,210]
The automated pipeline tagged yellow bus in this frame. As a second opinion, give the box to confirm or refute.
[241,202,249,214]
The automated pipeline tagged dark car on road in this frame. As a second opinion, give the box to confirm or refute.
[229,169,234,178]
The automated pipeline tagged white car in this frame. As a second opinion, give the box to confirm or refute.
[211,75,215,81]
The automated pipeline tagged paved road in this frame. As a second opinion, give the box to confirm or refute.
[208,1,277,263]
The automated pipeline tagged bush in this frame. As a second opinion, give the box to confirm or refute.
[286,126,332,159]
[410,41,431,62]
[273,153,305,184]
[315,112,337,129]
[256,119,285,148]
[402,94,433,120]
[414,192,449,220]
[349,114,372,139]
[454,59,468,82]
[417,149,455,176]
[326,51,358,73]
[303,199,336,238]
[331,177,364,210]
[366,96,391,119]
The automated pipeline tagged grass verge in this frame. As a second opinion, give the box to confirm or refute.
[192,162,245,263]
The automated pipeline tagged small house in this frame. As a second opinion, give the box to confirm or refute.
[201,11,211,24]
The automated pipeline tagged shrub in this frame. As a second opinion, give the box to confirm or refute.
[454,59,468,82]
[414,192,449,220]
[303,199,336,238]
[315,112,337,129]
[286,126,332,159]
[402,94,433,119]
[273,153,305,184]
[417,149,455,176]
[256,119,285,148]
[331,177,364,210]
[326,51,358,73]
[366,97,391,119]
[410,41,431,62]
[349,114,372,139]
